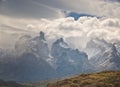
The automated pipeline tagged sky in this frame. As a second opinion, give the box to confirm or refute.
[0,0,120,49]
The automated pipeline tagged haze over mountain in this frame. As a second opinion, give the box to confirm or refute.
[0,32,56,82]
[0,31,93,82]
[0,31,120,82]
[86,38,120,71]
[0,0,120,83]
[51,38,93,77]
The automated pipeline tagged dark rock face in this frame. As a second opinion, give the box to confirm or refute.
[109,45,120,69]
[0,31,56,82]
[39,31,46,41]
[0,53,56,82]
[51,38,92,77]
[16,53,55,82]
[0,31,120,82]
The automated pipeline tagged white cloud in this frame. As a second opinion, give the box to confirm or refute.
[0,0,64,19]
[34,0,120,18]
[90,0,120,18]
[0,15,120,49]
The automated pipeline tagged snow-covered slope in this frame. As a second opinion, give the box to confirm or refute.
[51,38,93,77]
[85,38,111,59]
[86,39,120,71]
[0,31,120,82]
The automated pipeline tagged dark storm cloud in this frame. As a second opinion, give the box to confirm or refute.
[0,0,120,19]
[30,0,120,18]
[104,0,120,2]
[0,0,63,19]
[111,0,120,2]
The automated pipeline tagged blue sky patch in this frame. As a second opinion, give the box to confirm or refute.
[66,12,99,20]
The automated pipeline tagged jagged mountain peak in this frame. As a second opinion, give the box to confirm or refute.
[53,38,69,49]
[51,38,93,77]
[39,31,46,41]
[55,38,64,43]
[33,31,46,42]
[110,44,117,53]
[104,43,118,57]
[89,41,120,71]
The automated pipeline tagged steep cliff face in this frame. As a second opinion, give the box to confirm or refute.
[0,31,55,82]
[86,39,120,71]
[103,45,120,70]
[51,38,92,77]
[0,31,120,82]
[15,31,50,60]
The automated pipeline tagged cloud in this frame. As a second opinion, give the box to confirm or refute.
[91,0,120,18]
[0,0,120,49]
[35,0,120,18]
[0,0,64,19]
[0,0,119,19]
[0,15,120,49]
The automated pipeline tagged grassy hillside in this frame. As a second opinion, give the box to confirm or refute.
[47,71,120,87]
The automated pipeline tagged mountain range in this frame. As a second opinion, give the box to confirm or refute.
[0,31,120,82]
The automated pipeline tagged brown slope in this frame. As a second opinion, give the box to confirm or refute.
[47,71,120,87]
